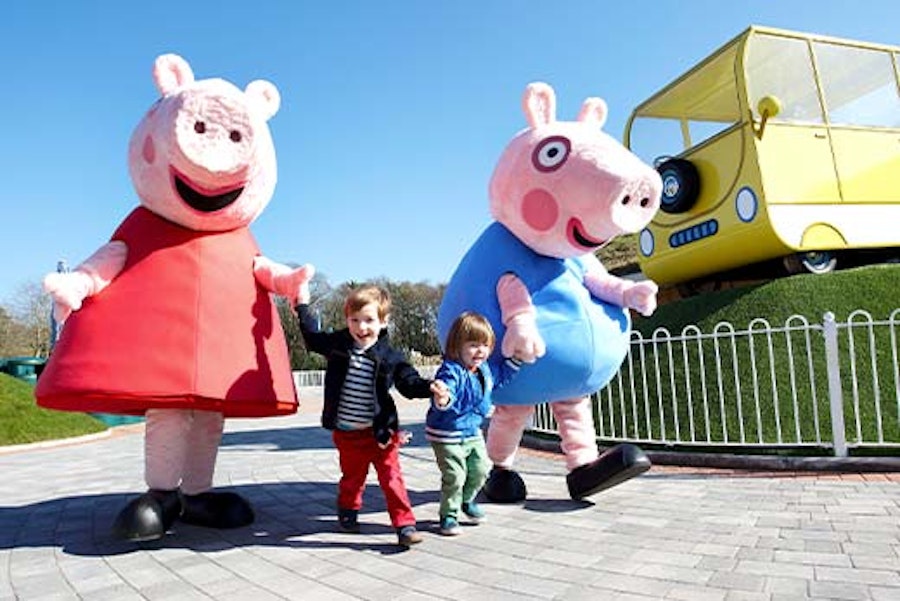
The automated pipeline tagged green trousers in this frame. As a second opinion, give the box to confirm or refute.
[430,435,490,520]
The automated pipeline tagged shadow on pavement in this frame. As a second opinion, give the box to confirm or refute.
[0,480,442,557]
[220,422,432,452]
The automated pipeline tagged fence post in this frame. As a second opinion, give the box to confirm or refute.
[823,311,847,457]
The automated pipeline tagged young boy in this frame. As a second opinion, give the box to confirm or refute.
[295,285,446,547]
[427,311,522,535]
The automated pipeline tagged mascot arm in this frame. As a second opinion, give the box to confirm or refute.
[582,254,658,317]
[43,241,128,323]
[253,256,315,305]
[496,273,545,363]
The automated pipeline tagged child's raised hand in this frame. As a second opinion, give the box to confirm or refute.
[430,380,450,408]
[397,430,413,445]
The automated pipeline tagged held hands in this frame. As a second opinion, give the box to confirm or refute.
[253,257,316,305]
[623,280,659,317]
[501,312,546,363]
[430,380,450,408]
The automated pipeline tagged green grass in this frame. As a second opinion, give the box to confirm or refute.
[635,263,900,333]
[596,264,900,454]
[0,374,107,446]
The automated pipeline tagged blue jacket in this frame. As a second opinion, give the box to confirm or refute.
[425,357,521,443]
[426,360,493,443]
[437,222,631,405]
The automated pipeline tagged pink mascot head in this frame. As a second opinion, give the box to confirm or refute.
[489,82,660,259]
[129,53,280,232]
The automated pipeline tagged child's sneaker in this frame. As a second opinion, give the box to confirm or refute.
[461,501,485,522]
[337,508,360,533]
[397,525,423,547]
[439,516,461,536]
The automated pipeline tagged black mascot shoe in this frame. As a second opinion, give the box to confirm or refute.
[180,491,255,529]
[112,489,182,542]
[567,443,651,500]
[483,466,528,503]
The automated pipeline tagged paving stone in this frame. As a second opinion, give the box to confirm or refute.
[2,394,900,600]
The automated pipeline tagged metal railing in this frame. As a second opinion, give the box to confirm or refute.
[531,309,900,457]
[293,364,438,389]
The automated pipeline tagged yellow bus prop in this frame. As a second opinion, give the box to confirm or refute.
[625,25,900,286]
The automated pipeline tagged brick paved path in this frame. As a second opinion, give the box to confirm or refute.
[1,389,899,600]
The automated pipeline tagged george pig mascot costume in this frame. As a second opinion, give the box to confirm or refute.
[438,82,662,503]
[35,54,314,542]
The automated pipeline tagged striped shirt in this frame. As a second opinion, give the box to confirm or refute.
[336,348,376,430]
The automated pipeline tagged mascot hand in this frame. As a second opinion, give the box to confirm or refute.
[501,312,546,363]
[623,280,658,317]
[43,271,94,323]
[284,264,315,305]
[254,258,315,305]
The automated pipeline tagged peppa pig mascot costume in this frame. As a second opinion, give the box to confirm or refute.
[35,54,313,541]
[438,82,662,503]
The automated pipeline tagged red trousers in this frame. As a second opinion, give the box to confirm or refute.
[332,428,416,528]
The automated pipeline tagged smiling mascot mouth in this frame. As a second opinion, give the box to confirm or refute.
[567,218,606,250]
[174,173,244,213]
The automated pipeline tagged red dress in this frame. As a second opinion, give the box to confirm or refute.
[35,207,298,417]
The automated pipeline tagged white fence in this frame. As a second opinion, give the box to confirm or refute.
[293,311,900,457]
[531,309,900,457]
[293,364,439,389]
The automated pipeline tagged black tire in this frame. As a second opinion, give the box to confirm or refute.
[656,158,700,214]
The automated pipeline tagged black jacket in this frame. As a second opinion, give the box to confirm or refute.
[296,304,433,445]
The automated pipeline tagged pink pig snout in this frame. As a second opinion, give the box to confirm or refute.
[172,94,257,183]
[609,167,662,234]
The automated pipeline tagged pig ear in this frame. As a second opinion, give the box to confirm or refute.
[153,54,195,96]
[522,82,556,128]
[578,97,608,128]
[245,80,281,121]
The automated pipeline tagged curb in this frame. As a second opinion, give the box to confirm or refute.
[521,433,900,473]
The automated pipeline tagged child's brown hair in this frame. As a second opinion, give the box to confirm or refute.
[344,285,392,320]
[444,311,495,363]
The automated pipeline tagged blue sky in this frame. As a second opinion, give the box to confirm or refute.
[3,0,900,305]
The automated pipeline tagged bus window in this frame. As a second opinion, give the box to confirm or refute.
[746,34,824,124]
[627,116,685,165]
[814,42,900,128]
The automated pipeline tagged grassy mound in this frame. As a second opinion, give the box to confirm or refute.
[0,374,106,446]
[635,263,900,334]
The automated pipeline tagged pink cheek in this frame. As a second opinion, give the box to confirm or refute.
[142,135,156,164]
[521,188,559,232]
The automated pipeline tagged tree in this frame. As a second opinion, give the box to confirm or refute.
[0,305,27,356]
[381,280,444,359]
[2,282,52,357]
[277,275,446,370]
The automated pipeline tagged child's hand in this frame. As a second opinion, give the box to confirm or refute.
[397,430,413,445]
[430,380,450,408]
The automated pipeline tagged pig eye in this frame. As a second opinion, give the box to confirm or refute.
[230,130,242,143]
[532,136,571,172]
[194,121,206,134]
